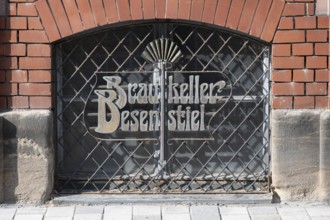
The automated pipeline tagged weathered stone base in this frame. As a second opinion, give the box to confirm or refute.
[0,110,54,204]
[272,110,330,202]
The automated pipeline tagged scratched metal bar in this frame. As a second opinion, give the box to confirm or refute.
[54,23,270,194]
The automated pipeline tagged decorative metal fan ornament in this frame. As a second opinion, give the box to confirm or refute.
[141,38,182,64]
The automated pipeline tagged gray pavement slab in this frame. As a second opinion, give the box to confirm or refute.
[248,206,278,215]
[190,205,220,220]
[104,205,132,220]
[306,207,330,216]
[74,205,104,215]
[219,206,249,215]
[250,214,281,220]
[45,206,75,217]
[14,214,44,220]
[15,207,47,215]
[221,215,251,220]
[133,205,161,220]
[162,205,190,214]
[74,214,103,220]
[44,217,73,220]
[0,208,17,219]
[162,213,191,220]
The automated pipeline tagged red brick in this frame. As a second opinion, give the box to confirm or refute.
[214,0,231,26]
[307,30,328,42]
[318,16,330,29]
[315,69,329,82]
[27,44,51,57]
[295,16,316,29]
[0,71,5,82]
[142,0,154,19]
[293,69,314,82]
[278,17,294,29]
[272,44,291,56]
[117,0,131,20]
[1,44,26,56]
[190,0,204,21]
[306,3,314,16]
[272,82,304,95]
[237,0,259,33]
[19,57,51,70]
[0,83,18,95]
[155,0,166,18]
[28,70,52,82]
[294,96,314,109]
[272,57,305,69]
[90,0,107,26]
[226,0,245,29]
[0,30,17,43]
[178,0,192,20]
[272,96,293,109]
[48,0,73,38]
[6,17,27,29]
[76,0,96,29]
[8,96,29,108]
[62,0,83,33]
[19,30,49,43]
[282,3,305,16]
[30,96,52,109]
[315,43,330,55]
[292,43,313,55]
[306,83,327,95]
[166,0,178,19]
[0,17,5,29]
[260,0,285,42]
[272,70,292,82]
[315,96,329,109]
[0,57,18,69]
[129,0,143,20]
[104,0,120,23]
[202,0,217,23]
[19,83,51,95]
[273,30,305,43]
[28,17,43,30]
[6,70,27,82]
[35,0,61,42]
[17,3,38,16]
[8,3,16,16]
[306,56,327,68]
[0,97,7,109]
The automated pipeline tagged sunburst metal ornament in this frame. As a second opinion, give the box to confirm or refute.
[141,38,182,64]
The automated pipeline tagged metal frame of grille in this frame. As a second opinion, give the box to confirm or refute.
[54,22,270,194]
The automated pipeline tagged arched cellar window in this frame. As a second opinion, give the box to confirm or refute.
[54,22,270,194]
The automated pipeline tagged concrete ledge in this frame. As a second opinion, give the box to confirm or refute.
[53,194,272,205]
[0,110,54,204]
[271,110,330,202]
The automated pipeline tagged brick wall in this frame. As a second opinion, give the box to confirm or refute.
[0,0,329,109]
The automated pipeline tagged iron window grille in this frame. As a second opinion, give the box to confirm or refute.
[55,22,270,194]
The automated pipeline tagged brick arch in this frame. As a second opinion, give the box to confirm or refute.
[35,0,285,43]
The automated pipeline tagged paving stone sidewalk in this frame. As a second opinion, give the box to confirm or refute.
[0,203,330,220]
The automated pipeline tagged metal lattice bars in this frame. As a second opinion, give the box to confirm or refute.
[55,23,270,194]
